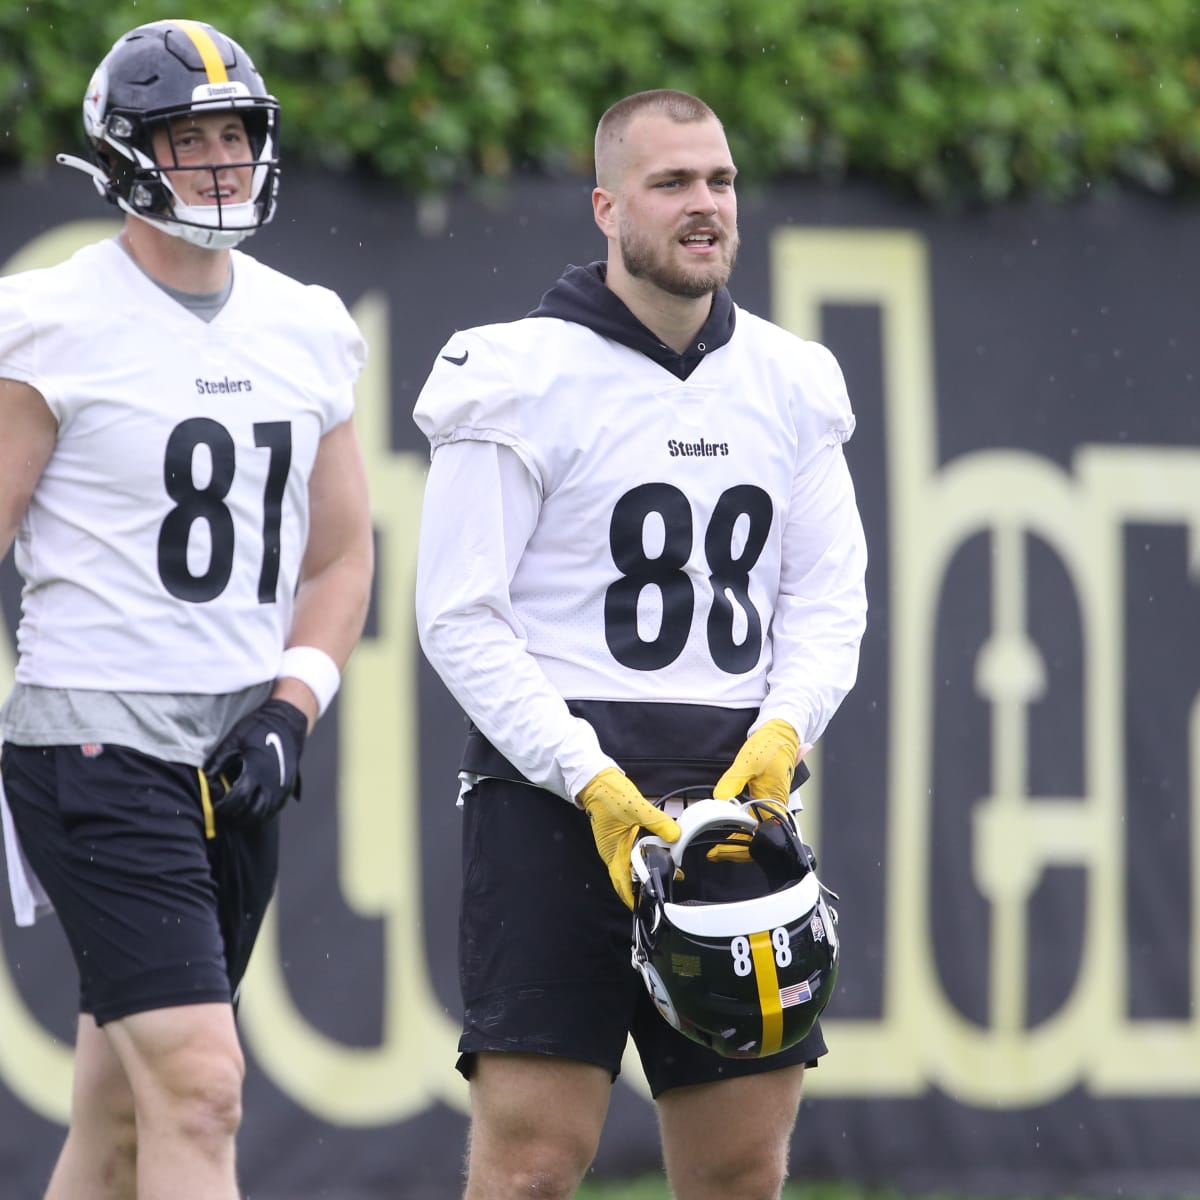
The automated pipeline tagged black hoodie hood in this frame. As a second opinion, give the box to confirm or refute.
[528,261,736,381]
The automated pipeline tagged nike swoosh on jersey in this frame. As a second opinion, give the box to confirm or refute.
[441,350,469,366]
[265,732,286,785]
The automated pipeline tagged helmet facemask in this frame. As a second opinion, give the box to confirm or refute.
[101,102,279,249]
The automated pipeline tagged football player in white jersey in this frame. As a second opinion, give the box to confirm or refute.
[0,20,373,1200]
[414,90,868,1199]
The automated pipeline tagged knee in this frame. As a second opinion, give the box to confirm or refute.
[493,1153,592,1199]
[183,1050,244,1142]
[698,1148,788,1200]
[144,1039,245,1143]
[468,1120,599,1198]
[525,1134,597,1196]
[743,1154,789,1200]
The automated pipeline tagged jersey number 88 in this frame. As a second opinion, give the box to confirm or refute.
[604,482,772,674]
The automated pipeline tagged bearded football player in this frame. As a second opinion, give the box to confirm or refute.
[414,89,867,1199]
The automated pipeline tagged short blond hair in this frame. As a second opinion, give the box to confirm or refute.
[594,89,721,188]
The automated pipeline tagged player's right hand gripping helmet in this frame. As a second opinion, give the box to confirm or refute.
[57,19,280,248]
[631,798,839,1059]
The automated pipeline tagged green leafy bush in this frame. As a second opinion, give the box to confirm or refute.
[4,0,1198,204]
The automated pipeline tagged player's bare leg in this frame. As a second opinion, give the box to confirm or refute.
[44,1015,137,1200]
[103,1002,245,1200]
[658,1065,806,1200]
[463,1053,610,1200]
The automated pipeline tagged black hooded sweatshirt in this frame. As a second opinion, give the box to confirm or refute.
[528,261,736,381]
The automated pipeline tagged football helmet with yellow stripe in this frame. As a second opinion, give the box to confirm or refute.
[59,20,280,248]
[631,796,839,1059]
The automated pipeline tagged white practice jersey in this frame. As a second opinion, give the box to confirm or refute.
[414,281,868,800]
[0,238,364,693]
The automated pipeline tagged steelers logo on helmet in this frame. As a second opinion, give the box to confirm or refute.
[56,19,281,249]
[640,961,682,1032]
[631,797,840,1060]
[82,64,109,142]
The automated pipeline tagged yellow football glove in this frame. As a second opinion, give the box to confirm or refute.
[579,768,680,909]
[708,720,802,863]
[712,719,801,803]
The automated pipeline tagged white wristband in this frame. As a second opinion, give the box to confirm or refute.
[279,646,341,718]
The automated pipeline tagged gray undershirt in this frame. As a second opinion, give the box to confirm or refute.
[1,684,271,767]
[117,231,234,321]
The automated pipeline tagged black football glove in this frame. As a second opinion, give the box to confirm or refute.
[205,699,308,826]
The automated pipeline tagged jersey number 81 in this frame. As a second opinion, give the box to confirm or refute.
[157,417,292,604]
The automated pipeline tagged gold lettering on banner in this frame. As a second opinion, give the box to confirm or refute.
[4,217,1199,1130]
[236,291,467,1121]
[771,229,1200,1105]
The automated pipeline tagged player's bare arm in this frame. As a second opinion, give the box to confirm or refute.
[0,377,56,560]
[276,416,374,725]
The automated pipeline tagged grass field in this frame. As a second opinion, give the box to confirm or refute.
[576,1180,899,1200]
[576,1184,1199,1200]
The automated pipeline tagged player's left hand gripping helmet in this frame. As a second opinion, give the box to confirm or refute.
[58,19,280,248]
[631,797,840,1059]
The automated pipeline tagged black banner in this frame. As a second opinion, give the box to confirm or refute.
[1,166,1198,1198]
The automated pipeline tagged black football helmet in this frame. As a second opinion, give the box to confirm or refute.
[57,20,280,248]
[631,797,839,1059]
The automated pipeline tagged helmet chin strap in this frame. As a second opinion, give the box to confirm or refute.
[122,204,256,249]
[154,200,259,249]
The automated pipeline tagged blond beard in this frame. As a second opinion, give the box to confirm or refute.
[618,213,738,298]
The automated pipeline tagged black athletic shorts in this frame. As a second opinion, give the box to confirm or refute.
[456,777,825,1098]
[1,741,279,1025]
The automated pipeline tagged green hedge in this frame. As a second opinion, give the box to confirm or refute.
[4,0,1199,204]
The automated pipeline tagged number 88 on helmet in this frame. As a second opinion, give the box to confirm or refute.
[631,797,840,1059]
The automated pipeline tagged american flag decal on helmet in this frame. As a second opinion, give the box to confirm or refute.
[779,979,813,1008]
